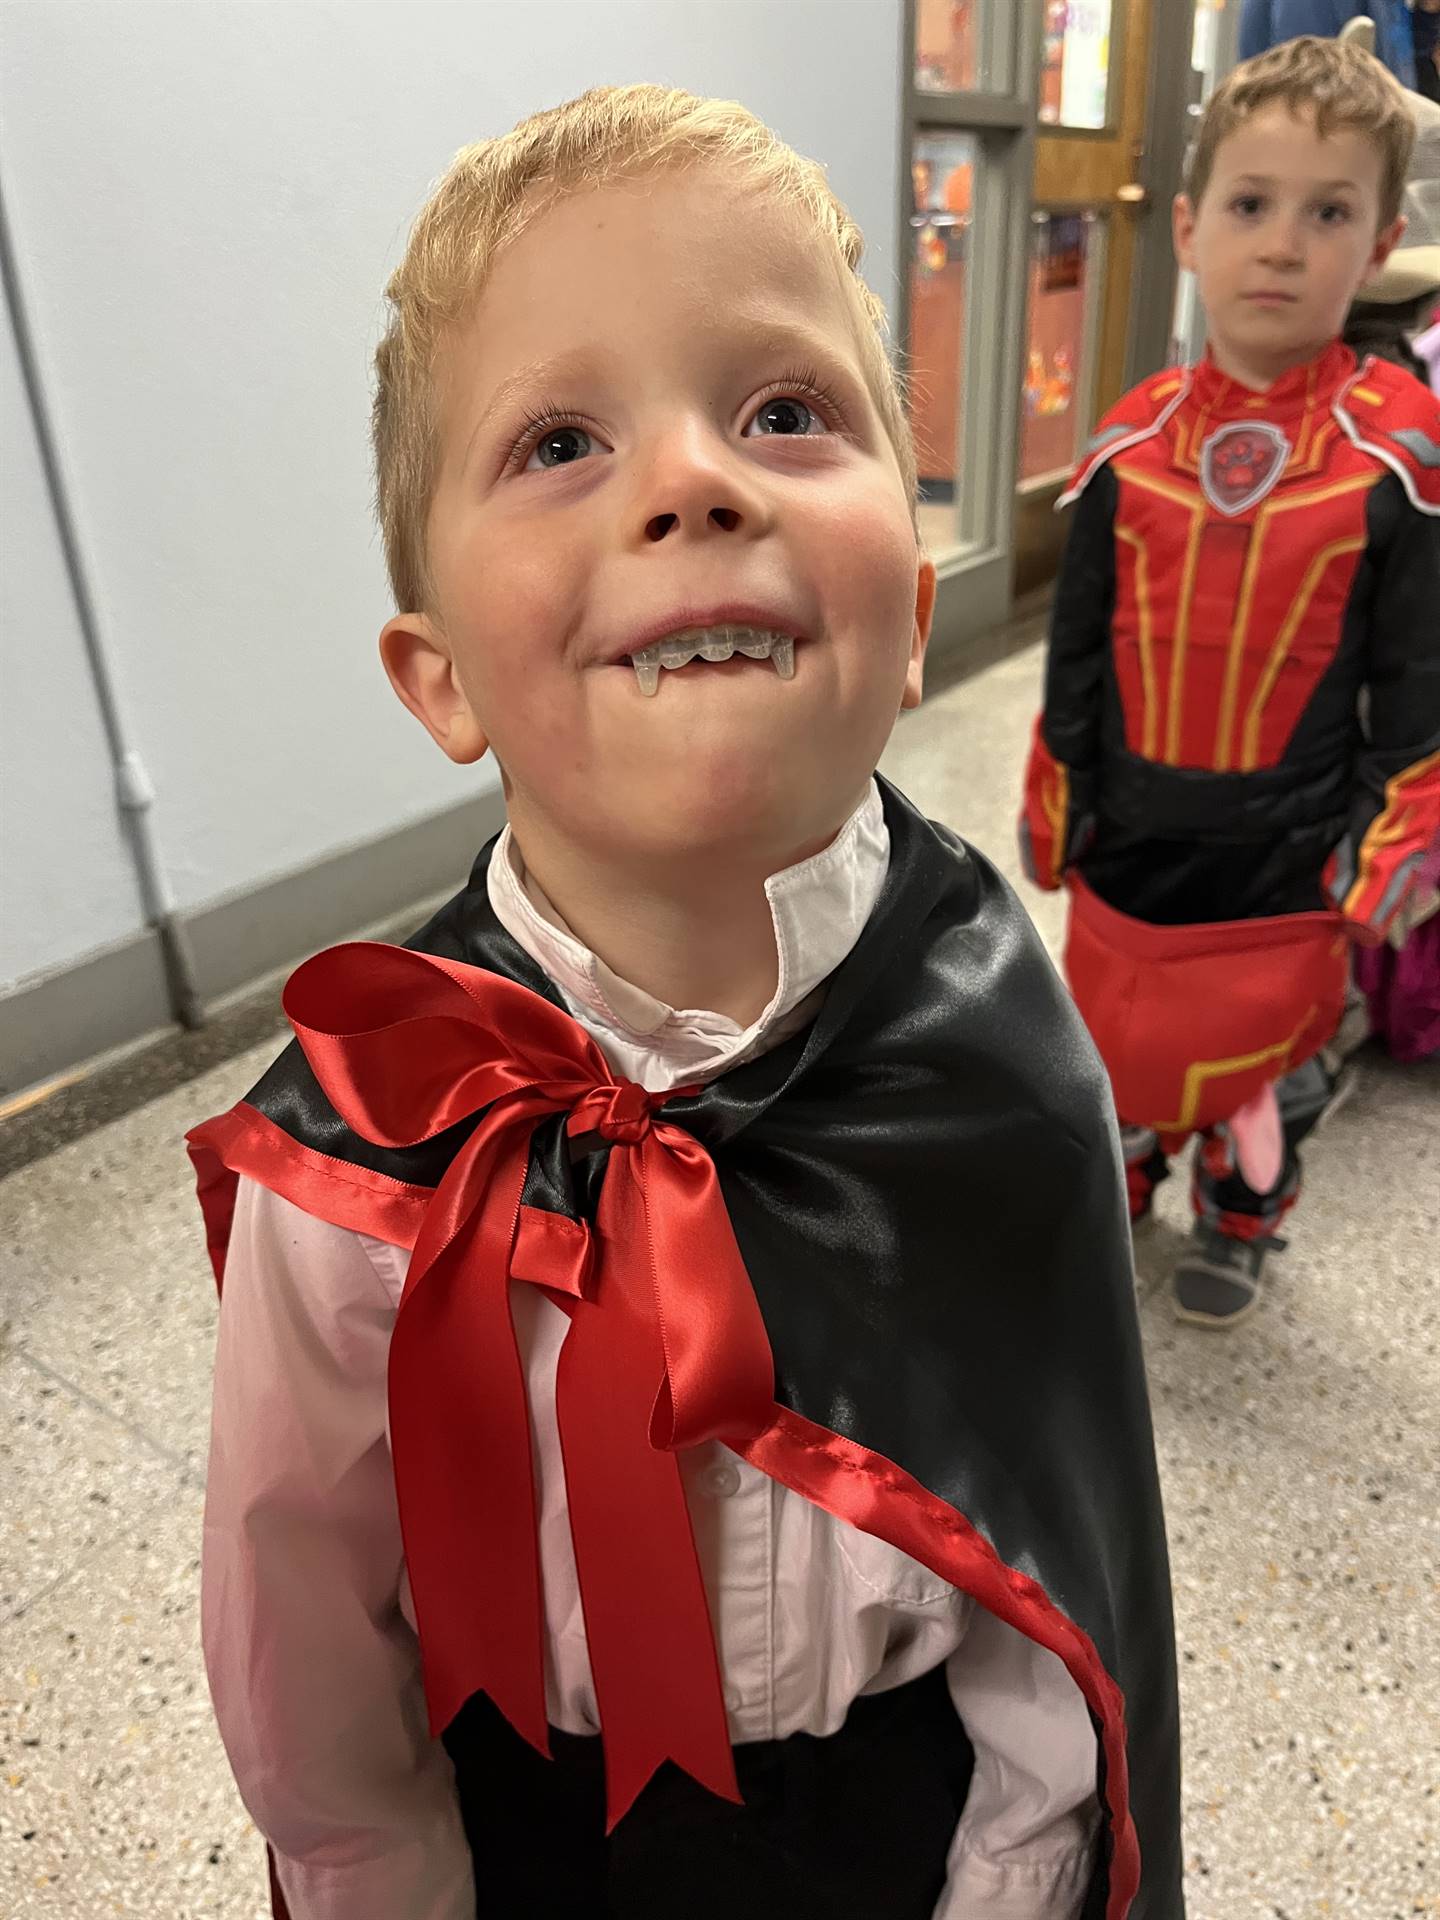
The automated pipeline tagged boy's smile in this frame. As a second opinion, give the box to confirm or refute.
[381,165,933,887]
[1173,102,1404,390]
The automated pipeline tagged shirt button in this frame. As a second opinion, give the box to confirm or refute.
[703,1462,742,1499]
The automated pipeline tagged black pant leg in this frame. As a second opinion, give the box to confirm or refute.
[444,1667,976,1920]
[443,1690,610,1914]
[606,1667,975,1920]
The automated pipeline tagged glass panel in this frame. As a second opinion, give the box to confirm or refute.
[914,0,979,92]
[1018,210,1093,485]
[1038,0,1114,130]
[906,132,977,556]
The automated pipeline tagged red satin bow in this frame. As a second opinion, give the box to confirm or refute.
[282,940,777,1829]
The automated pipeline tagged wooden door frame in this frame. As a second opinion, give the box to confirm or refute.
[1031,0,1154,417]
[1017,0,1174,591]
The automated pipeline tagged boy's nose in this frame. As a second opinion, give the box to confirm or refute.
[645,502,742,542]
[634,422,770,544]
[1256,218,1304,268]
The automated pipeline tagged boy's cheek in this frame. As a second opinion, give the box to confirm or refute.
[833,526,925,652]
[819,497,923,629]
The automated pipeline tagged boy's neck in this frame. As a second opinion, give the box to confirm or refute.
[1205,332,1331,393]
[508,803,863,1027]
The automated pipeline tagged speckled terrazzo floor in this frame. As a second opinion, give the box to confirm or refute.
[1,638,1436,1917]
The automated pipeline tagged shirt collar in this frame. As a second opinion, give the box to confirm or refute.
[1189,340,1356,423]
[486,781,890,1080]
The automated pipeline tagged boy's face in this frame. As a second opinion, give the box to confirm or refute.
[383,167,933,881]
[1173,104,1404,385]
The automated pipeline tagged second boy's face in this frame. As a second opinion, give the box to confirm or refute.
[1173,104,1404,385]
[386,167,933,880]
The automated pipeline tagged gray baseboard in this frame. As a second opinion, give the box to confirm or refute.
[0,788,507,1105]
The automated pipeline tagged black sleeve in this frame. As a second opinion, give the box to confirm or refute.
[1042,462,1118,775]
[1352,474,1440,844]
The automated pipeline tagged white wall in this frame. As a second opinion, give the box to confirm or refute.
[0,0,904,996]
[1,291,148,984]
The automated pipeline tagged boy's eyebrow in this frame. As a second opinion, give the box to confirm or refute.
[1228,172,1362,193]
[728,315,871,389]
[460,318,870,473]
[462,348,603,469]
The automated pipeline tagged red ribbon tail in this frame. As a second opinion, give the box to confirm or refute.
[602,1725,741,1836]
[389,1123,552,1756]
[556,1148,742,1832]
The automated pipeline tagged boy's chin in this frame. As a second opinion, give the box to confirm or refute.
[596,747,860,874]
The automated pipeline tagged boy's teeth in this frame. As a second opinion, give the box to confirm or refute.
[628,626,796,695]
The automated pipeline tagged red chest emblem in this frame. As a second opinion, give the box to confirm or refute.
[1199,420,1291,515]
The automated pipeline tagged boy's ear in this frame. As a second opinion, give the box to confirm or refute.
[379,613,491,764]
[1172,193,1198,274]
[901,556,937,712]
[1365,212,1407,282]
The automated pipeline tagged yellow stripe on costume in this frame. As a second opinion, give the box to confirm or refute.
[1041,762,1070,887]
[1114,523,1158,759]
[1239,535,1367,770]
[1155,1010,1319,1135]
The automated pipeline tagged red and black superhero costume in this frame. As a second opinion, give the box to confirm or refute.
[189,782,1183,1919]
[1021,343,1440,1228]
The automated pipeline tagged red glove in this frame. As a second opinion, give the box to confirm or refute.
[1325,751,1440,947]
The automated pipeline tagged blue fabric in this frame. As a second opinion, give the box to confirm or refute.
[1238,0,1418,87]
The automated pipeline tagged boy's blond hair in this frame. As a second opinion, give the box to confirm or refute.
[1186,36,1414,229]
[373,84,916,614]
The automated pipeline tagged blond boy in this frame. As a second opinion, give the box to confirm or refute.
[1022,38,1440,1326]
[192,87,1182,1920]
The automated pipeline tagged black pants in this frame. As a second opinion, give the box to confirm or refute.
[442,1665,976,1918]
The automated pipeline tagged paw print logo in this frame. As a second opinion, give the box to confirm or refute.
[1200,421,1291,516]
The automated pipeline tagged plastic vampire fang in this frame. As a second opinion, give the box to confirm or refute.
[629,627,797,696]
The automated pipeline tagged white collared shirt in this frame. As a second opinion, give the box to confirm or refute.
[203,781,1099,1920]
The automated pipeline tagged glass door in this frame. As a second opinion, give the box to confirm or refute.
[902,0,1042,662]
[1015,0,1155,590]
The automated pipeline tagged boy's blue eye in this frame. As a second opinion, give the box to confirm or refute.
[1231,194,1263,218]
[529,426,592,469]
[746,397,822,438]
[1316,202,1351,225]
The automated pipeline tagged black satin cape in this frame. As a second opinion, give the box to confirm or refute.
[191,777,1184,1920]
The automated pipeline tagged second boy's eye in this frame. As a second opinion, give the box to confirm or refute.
[745,397,826,438]
[1316,202,1352,226]
[526,425,594,471]
[1230,194,1264,219]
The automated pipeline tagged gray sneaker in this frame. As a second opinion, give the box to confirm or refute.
[1171,1223,1284,1329]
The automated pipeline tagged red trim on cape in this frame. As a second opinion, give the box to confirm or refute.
[188,1102,431,1266]
[190,1105,1141,1920]
[739,1408,1140,1915]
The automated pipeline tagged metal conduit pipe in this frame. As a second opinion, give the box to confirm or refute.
[0,163,204,1032]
